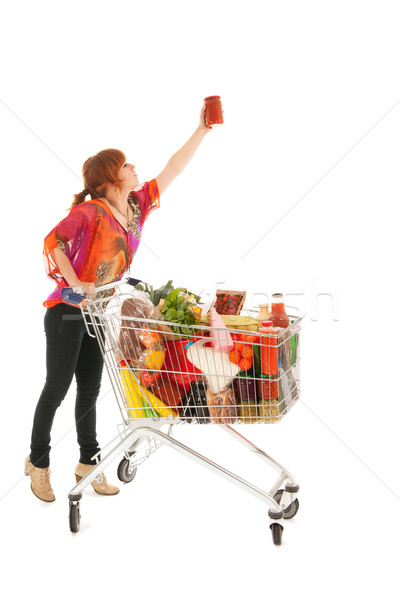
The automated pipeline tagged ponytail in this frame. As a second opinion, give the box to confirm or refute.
[70,189,88,211]
[69,188,99,210]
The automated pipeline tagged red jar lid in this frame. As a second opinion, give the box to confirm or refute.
[204,95,221,102]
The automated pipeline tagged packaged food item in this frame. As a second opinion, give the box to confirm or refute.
[150,378,185,409]
[258,377,279,401]
[131,332,166,381]
[143,347,166,370]
[259,366,297,422]
[255,304,270,328]
[162,339,203,391]
[238,402,258,423]
[269,293,290,329]
[239,356,252,371]
[180,380,211,423]
[204,95,224,127]
[256,321,281,406]
[278,336,299,405]
[209,307,234,353]
[234,376,256,402]
[258,399,281,423]
[278,367,295,411]
[191,306,202,322]
[199,313,258,331]
[149,312,176,342]
[119,294,154,365]
[233,375,258,423]
[186,339,240,394]
[289,322,298,366]
[259,321,279,376]
[229,341,253,370]
[206,386,237,424]
[213,290,246,316]
[139,329,162,350]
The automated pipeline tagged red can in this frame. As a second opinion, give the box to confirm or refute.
[204,96,224,128]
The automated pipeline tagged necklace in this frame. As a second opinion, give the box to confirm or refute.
[103,196,133,230]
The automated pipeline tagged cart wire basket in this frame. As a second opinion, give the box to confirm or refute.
[66,279,302,545]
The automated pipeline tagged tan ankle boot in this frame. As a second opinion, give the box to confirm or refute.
[25,456,56,502]
[74,462,120,496]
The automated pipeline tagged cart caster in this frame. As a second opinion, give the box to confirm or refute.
[69,501,80,533]
[270,522,283,546]
[117,458,137,483]
[273,489,299,519]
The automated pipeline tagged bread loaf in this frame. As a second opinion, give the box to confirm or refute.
[206,386,237,424]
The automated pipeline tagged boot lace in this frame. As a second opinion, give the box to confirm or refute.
[39,467,52,488]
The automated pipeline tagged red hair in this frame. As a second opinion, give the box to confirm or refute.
[70,148,126,210]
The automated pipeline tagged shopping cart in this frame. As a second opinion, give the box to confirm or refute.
[65,279,302,545]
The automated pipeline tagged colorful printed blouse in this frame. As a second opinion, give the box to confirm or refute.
[43,179,160,307]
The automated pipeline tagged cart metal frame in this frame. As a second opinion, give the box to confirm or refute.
[66,280,301,545]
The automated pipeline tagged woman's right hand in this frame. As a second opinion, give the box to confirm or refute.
[77,281,96,299]
[199,103,211,132]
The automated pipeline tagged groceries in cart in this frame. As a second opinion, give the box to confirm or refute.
[115,281,300,424]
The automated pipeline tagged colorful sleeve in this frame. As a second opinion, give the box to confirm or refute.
[43,203,97,285]
[130,179,160,228]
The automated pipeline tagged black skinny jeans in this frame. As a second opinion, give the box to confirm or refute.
[30,303,104,468]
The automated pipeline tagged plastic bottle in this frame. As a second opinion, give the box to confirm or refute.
[269,293,290,329]
[255,304,270,329]
[259,320,278,376]
[257,320,279,402]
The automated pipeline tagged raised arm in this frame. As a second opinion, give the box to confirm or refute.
[156,105,211,196]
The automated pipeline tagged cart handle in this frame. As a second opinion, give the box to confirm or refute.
[60,277,140,305]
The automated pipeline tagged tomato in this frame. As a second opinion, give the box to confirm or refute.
[138,370,162,387]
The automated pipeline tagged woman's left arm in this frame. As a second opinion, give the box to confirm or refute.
[156,105,211,195]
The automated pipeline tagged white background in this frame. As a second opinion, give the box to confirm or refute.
[1,0,399,598]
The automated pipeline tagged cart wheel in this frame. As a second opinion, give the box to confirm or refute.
[273,489,299,519]
[117,458,137,483]
[270,522,283,545]
[69,501,80,533]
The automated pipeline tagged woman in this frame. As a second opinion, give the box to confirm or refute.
[25,104,212,502]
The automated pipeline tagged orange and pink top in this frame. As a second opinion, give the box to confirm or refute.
[43,179,159,307]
